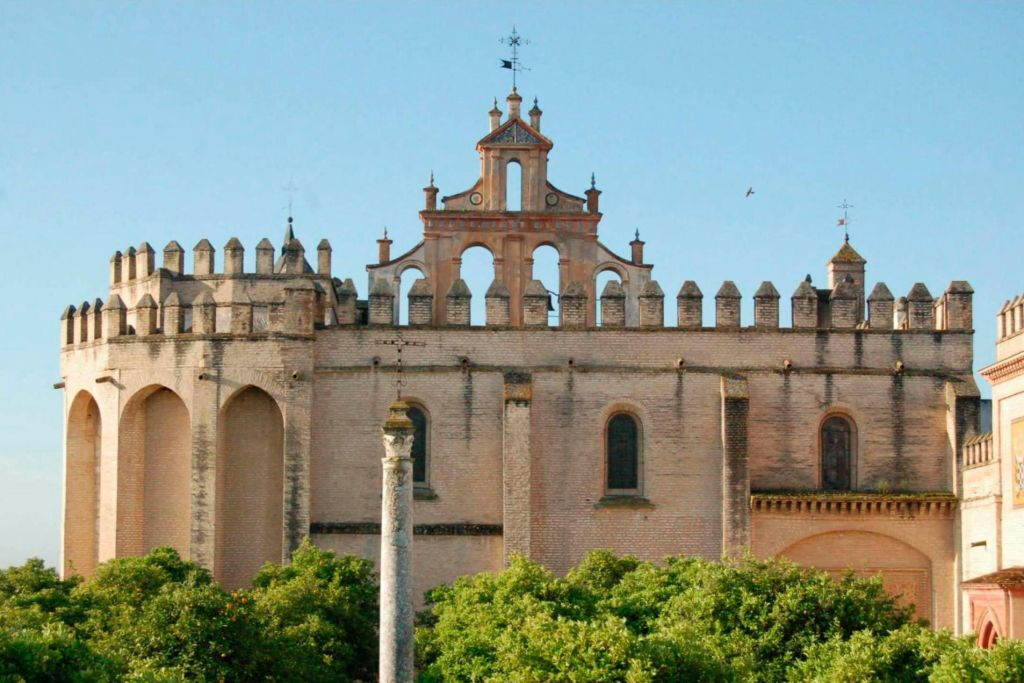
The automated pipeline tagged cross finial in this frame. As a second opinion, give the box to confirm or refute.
[635,229,640,241]
[837,198,854,243]
[429,170,434,187]
[499,26,530,90]
[282,178,299,221]
[590,172,596,189]
[383,226,388,240]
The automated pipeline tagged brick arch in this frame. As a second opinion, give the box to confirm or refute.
[215,385,284,588]
[598,400,652,498]
[64,390,101,578]
[593,262,628,283]
[117,384,191,558]
[778,530,933,623]
[977,607,1004,648]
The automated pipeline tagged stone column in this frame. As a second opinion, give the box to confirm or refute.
[379,400,415,683]
[502,372,533,561]
[720,374,750,556]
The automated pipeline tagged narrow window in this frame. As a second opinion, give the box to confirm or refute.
[408,405,428,484]
[506,160,522,211]
[821,415,853,490]
[607,414,639,491]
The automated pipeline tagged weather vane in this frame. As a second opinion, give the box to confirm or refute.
[499,26,530,90]
[837,199,853,243]
[282,178,299,220]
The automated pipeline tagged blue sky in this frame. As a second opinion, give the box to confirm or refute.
[1,2,1021,567]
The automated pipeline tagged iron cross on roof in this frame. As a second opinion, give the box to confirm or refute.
[499,26,530,91]
[374,336,427,399]
[837,199,854,243]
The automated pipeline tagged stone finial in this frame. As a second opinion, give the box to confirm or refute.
[136,242,156,278]
[109,251,122,286]
[529,98,542,131]
[445,278,471,326]
[192,291,216,334]
[523,279,550,327]
[193,239,215,275]
[489,98,503,131]
[506,88,523,119]
[943,280,974,331]
[377,230,393,265]
[867,282,894,330]
[163,292,183,335]
[484,280,511,327]
[676,281,703,329]
[715,281,741,328]
[585,174,601,214]
[224,237,245,275]
[163,241,184,274]
[639,280,665,328]
[600,280,626,328]
[408,278,434,326]
[134,293,158,336]
[424,172,439,211]
[335,278,358,325]
[379,398,415,681]
[123,246,137,281]
[255,238,275,274]
[560,281,588,329]
[753,281,780,329]
[906,282,934,330]
[103,294,127,338]
[317,239,332,276]
[369,278,395,326]
[829,276,858,329]
[630,231,645,265]
[61,304,76,346]
[791,280,817,329]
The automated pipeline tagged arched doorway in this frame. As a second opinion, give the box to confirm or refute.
[64,391,101,577]
[215,386,283,588]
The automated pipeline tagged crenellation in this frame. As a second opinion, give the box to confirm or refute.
[753,281,780,329]
[136,243,156,278]
[89,298,103,341]
[193,239,215,276]
[255,238,275,274]
[369,278,395,326]
[600,280,626,328]
[791,278,817,329]
[829,276,858,329]
[317,239,332,276]
[484,280,511,327]
[943,281,974,331]
[162,292,183,335]
[109,251,122,286]
[560,281,588,329]
[281,238,306,275]
[336,278,358,325]
[192,291,216,334]
[523,280,549,327]
[284,280,316,334]
[907,283,934,330]
[124,246,137,281]
[74,301,91,344]
[163,241,184,274]
[103,294,127,337]
[716,281,741,328]
[230,293,253,334]
[895,296,909,330]
[223,237,244,275]
[867,283,894,330]
[638,280,664,328]
[676,281,703,329]
[134,294,158,335]
[61,304,76,346]
[445,278,472,326]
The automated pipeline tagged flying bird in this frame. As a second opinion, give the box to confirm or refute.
[745,187,755,197]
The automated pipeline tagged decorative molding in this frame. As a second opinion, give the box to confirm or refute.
[310,522,502,536]
[490,121,542,145]
[750,492,956,518]
[980,353,1024,384]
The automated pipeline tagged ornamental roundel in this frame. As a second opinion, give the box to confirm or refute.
[545,192,559,207]
[469,192,483,206]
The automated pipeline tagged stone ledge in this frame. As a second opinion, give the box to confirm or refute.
[310,522,502,536]
[750,492,956,518]
[595,495,655,510]
[413,486,438,501]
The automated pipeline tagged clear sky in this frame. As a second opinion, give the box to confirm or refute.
[1,2,1022,568]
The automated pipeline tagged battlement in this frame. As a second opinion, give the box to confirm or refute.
[962,432,994,468]
[998,292,1024,341]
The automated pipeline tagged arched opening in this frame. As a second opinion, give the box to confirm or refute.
[397,265,426,325]
[407,403,429,486]
[118,386,191,558]
[595,269,623,327]
[606,413,641,494]
[215,386,283,588]
[64,391,101,577]
[531,244,560,325]
[506,160,522,211]
[459,245,494,325]
[979,618,1000,649]
[821,414,855,491]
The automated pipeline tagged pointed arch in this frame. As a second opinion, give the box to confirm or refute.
[117,385,191,558]
[215,385,284,588]
[64,391,101,577]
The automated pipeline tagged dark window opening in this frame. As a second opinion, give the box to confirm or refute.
[607,414,639,490]
[409,406,427,484]
[821,416,853,491]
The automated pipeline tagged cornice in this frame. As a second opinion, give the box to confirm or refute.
[750,492,957,518]
[980,353,1024,384]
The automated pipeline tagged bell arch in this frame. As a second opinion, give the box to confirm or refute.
[215,385,284,588]
[64,390,101,577]
[117,385,191,558]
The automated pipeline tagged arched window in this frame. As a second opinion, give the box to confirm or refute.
[607,413,640,492]
[821,415,854,491]
[506,160,522,211]
[408,405,428,484]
